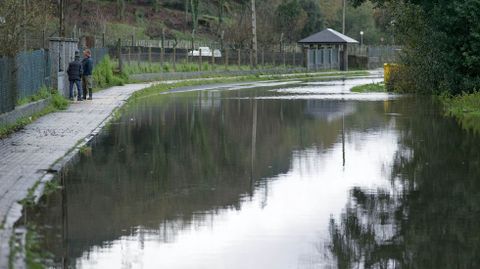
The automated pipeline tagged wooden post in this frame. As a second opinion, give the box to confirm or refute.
[237,49,241,68]
[117,38,123,73]
[225,48,228,70]
[211,50,215,69]
[273,50,276,66]
[161,47,165,67]
[137,47,141,66]
[283,49,286,68]
[102,32,105,47]
[249,49,253,68]
[199,49,202,71]
[173,47,177,72]
[148,47,152,63]
[293,47,296,66]
[262,48,265,67]
[128,47,131,65]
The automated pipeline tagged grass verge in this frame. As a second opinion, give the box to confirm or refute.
[0,93,68,139]
[442,91,480,133]
[350,82,386,93]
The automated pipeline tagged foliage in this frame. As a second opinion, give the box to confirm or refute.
[16,87,51,106]
[351,0,480,94]
[93,55,127,88]
[0,0,53,56]
[350,82,386,93]
[442,91,480,133]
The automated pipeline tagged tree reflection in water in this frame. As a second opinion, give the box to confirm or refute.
[329,98,480,268]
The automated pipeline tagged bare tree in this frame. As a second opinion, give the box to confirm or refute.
[0,0,52,56]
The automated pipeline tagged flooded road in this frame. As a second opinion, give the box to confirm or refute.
[27,78,480,268]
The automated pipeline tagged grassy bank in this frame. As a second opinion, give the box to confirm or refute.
[350,82,386,93]
[442,92,480,133]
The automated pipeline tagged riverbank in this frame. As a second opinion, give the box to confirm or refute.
[442,92,480,133]
[0,70,381,269]
[350,82,386,93]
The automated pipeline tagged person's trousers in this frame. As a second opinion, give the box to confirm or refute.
[82,75,93,99]
[69,80,82,100]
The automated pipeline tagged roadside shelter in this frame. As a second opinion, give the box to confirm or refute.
[298,28,358,71]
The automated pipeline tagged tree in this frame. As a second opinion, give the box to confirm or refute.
[349,0,480,94]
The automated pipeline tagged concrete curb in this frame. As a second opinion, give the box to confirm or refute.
[0,99,50,127]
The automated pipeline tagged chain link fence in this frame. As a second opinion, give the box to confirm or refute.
[1,46,108,115]
[0,57,15,114]
[16,50,51,101]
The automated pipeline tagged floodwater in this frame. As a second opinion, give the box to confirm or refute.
[27,78,480,268]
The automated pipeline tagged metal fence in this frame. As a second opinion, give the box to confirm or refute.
[0,57,15,114]
[0,47,108,115]
[349,45,400,68]
[116,47,304,70]
[90,48,109,66]
[15,50,51,100]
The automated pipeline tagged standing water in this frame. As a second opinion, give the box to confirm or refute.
[27,78,480,268]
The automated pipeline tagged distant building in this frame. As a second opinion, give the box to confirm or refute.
[298,28,358,71]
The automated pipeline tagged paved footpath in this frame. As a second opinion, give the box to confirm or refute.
[0,82,154,268]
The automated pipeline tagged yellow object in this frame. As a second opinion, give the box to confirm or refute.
[384,63,400,88]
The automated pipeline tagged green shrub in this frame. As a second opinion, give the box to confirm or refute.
[51,92,68,110]
[93,55,126,88]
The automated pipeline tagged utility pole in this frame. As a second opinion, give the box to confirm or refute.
[342,0,346,34]
[251,0,258,67]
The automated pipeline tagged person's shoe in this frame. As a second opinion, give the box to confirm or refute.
[83,96,87,100]
[77,98,83,101]
[69,97,74,101]
[87,97,92,100]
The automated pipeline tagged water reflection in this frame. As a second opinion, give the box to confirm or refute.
[329,98,480,268]
[27,80,417,268]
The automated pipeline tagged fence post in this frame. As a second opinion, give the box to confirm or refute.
[148,47,152,64]
[137,47,141,66]
[283,49,286,68]
[117,38,123,73]
[249,49,253,68]
[102,32,105,47]
[237,49,241,69]
[128,47,131,65]
[293,47,296,66]
[224,48,228,70]
[160,47,164,67]
[211,50,215,70]
[262,48,265,67]
[199,49,202,71]
[173,47,177,72]
[273,51,276,66]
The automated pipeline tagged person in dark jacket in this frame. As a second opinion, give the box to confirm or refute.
[81,49,94,100]
[67,52,83,101]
